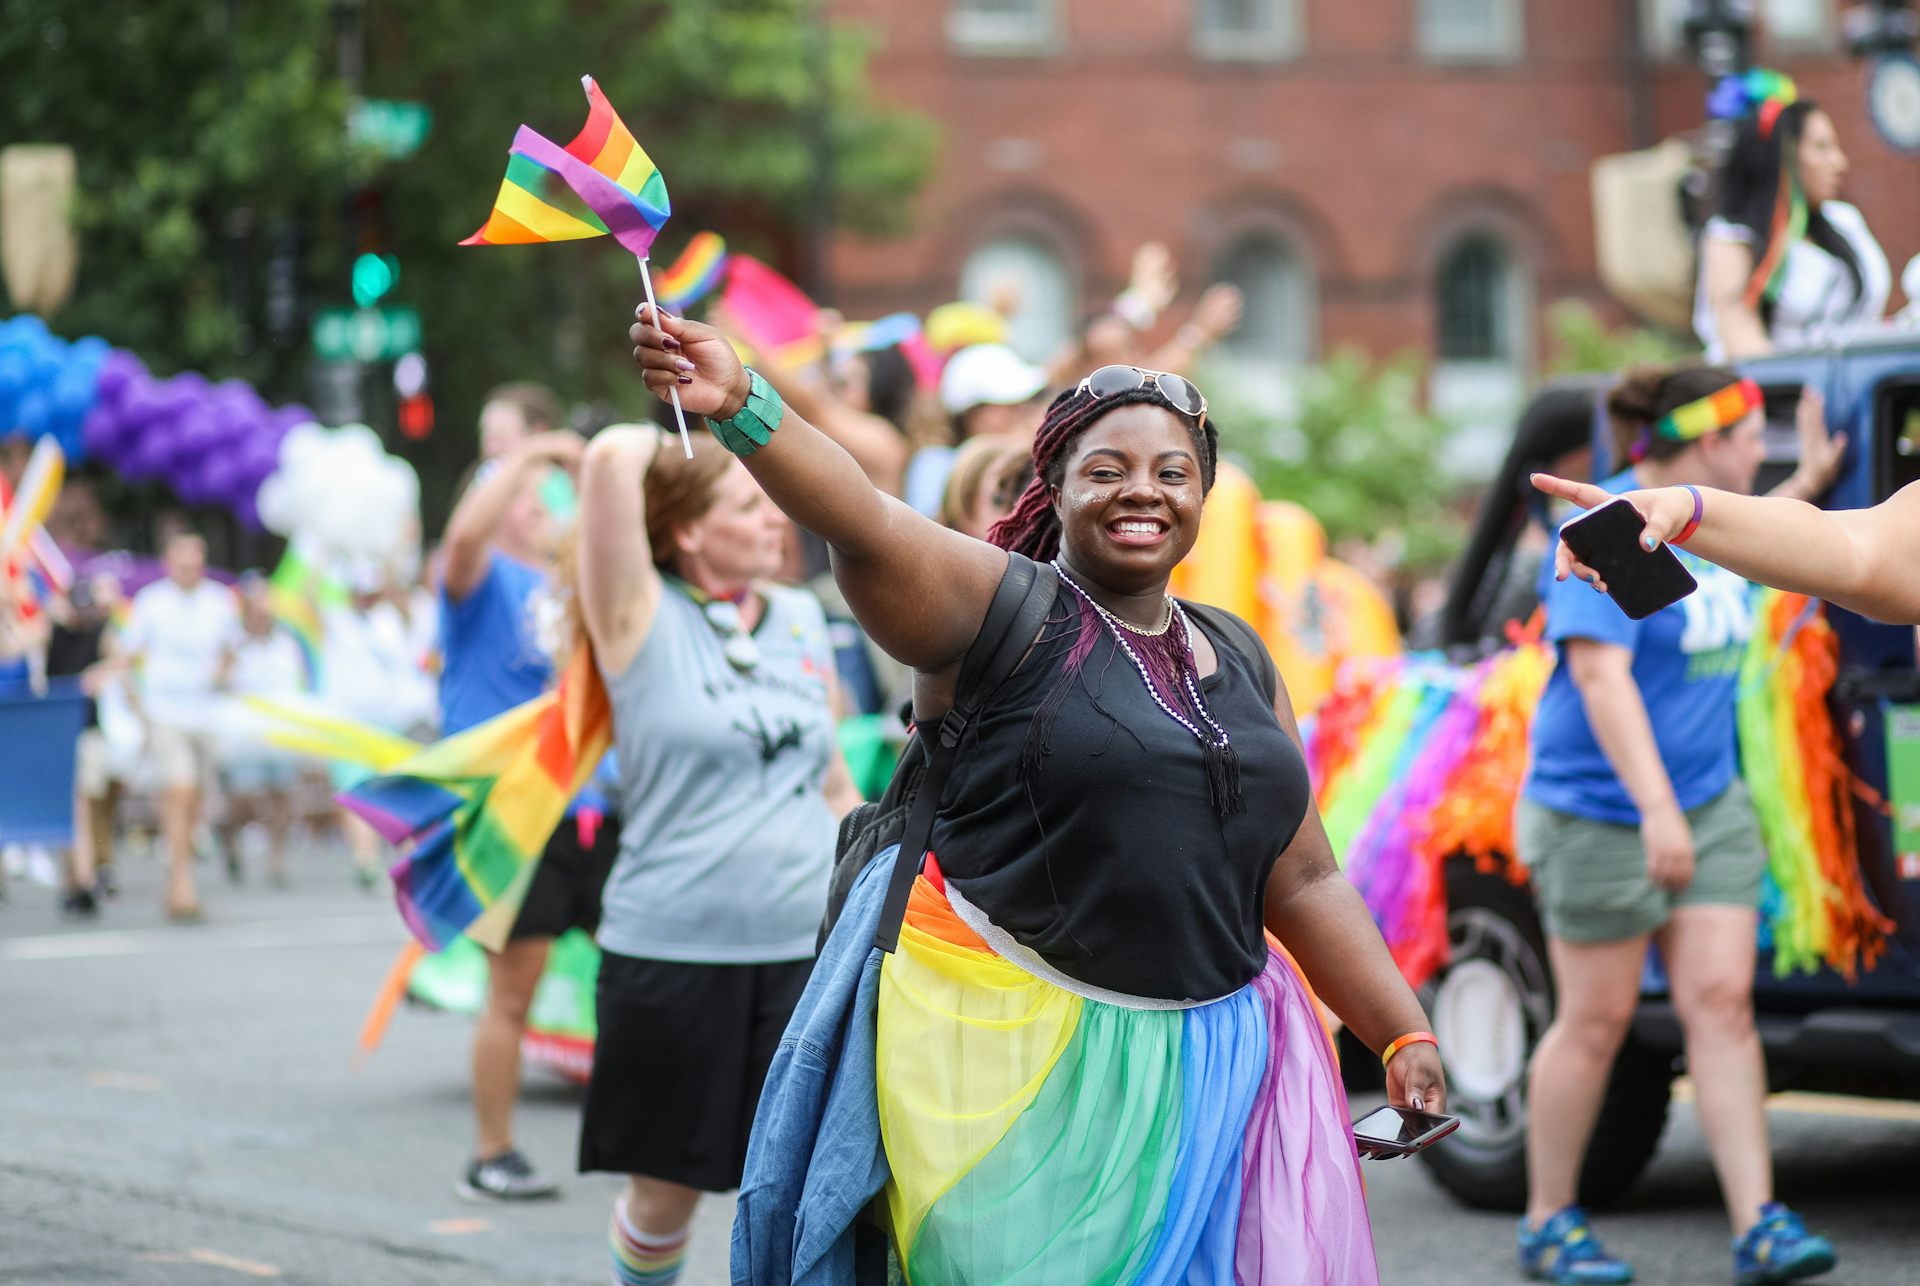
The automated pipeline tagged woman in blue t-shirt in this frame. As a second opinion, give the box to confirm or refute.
[1515,366,1839,1284]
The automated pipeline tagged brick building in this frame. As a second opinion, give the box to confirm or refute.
[826,0,1919,440]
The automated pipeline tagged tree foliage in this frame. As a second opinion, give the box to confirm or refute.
[1,0,936,531]
[1545,299,1692,376]
[1221,349,1467,576]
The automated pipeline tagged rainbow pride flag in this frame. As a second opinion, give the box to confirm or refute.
[462,76,669,260]
[340,646,613,951]
[720,254,825,367]
[657,232,729,312]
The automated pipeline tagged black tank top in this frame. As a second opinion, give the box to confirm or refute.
[930,587,1311,1001]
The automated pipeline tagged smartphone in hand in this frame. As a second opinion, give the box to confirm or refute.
[1352,1105,1459,1160]
[1560,497,1698,621]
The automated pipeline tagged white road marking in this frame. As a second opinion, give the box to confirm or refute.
[2,914,401,961]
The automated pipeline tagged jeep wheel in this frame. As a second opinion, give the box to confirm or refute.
[1417,863,1674,1211]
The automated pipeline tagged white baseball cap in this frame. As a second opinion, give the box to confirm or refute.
[938,343,1048,416]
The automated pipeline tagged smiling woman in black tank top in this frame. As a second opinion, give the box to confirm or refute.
[629,312,1445,1284]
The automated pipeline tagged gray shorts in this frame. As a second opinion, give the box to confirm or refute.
[1516,780,1764,943]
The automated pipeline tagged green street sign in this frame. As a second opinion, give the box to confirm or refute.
[312,306,422,362]
[350,99,432,160]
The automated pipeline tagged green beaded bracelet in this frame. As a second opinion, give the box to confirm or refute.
[708,369,783,458]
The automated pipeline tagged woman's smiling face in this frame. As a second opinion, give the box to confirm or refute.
[1051,403,1207,593]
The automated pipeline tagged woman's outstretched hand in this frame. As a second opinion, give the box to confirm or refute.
[630,304,751,421]
[1530,473,1701,594]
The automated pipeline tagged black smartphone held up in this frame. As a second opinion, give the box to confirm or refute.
[1351,1105,1460,1160]
[1559,497,1699,621]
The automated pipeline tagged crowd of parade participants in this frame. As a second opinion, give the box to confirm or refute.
[9,73,1913,1283]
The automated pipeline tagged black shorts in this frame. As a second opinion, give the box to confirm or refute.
[507,811,620,942]
[578,951,813,1191]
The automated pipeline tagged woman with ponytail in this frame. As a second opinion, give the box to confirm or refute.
[1513,365,1839,1284]
[1696,72,1889,360]
[631,306,1439,1283]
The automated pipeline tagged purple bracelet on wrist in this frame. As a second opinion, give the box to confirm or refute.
[1671,485,1704,544]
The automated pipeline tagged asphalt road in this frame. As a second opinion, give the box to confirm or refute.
[5,841,1918,1285]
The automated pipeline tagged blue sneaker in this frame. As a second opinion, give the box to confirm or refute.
[1733,1203,1836,1284]
[1517,1206,1634,1284]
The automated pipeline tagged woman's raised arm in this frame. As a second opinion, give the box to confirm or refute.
[631,306,1007,674]
[577,426,665,678]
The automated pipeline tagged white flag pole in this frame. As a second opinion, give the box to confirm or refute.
[636,256,694,459]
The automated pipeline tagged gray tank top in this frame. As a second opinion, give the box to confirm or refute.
[597,583,837,962]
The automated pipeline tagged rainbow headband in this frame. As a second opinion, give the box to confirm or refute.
[1634,378,1761,460]
[1707,69,1799,138]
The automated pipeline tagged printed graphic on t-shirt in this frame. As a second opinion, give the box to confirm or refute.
[1678,558,1753,681]
[734,708,808,767]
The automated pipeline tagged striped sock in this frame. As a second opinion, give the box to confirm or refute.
[609,1197,690,1286]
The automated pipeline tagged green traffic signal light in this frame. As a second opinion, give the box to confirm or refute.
[352,253,400,308]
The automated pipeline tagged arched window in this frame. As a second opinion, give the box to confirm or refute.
[1436,233,1521,363]
[958,233,1074,364]
[1432,230,1531,475]
[1208,232,1311,400]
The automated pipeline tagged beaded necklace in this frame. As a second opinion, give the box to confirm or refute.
[1051,560,1241,813]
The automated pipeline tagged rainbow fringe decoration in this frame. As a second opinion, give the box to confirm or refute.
[462,76,669,259]
[1309,600,1893,986]
[1736,590,1893,979]
[1306,626,1552,988]
[656,231,729,313]
[335,647,613,952]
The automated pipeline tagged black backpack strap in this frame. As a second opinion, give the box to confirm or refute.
[1182,601,1279,709]
[872,554,1058,953]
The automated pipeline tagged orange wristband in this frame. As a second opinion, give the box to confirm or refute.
[1381,1030,1438,1069]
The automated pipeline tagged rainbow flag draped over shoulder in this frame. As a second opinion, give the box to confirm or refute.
[461,76,670,260]
[656,232,729,312]
[340,647,613,952]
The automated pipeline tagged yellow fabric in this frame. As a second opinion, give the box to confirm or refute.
[876,896,1081,1261]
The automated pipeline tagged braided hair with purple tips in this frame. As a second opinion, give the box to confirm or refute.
[984,379,1241,815]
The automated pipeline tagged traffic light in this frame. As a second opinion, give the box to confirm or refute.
[351,253,401,309]
[394,351,434,439]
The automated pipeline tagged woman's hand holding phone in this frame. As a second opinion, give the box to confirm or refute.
[1387,1042,1446,1116]
[1640,801,1697,893]
[1531,474,1701,593]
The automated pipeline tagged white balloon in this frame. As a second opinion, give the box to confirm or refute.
[255,423,422,565]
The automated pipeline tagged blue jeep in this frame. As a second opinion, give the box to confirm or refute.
[1404,330,1920,1210]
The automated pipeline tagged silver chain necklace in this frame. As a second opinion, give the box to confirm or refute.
[1051,560,1232,752]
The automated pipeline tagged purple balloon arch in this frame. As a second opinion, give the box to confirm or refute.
[1,314,311,531]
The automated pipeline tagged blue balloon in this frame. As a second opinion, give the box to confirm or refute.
[51,364,97,422]
[68,336,111,368]
[14,389,52,438]
[1,315,49,349]
[0,348,30,404]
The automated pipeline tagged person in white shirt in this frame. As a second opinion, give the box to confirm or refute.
[120,530,239,920]
[322,562,438,887]
[1696,91,1890,360]
[217,576,309,887]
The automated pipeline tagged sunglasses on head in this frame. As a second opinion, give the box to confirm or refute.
[1075,365,1208,426]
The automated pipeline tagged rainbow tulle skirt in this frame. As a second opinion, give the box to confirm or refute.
[876,873,1379,1284]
